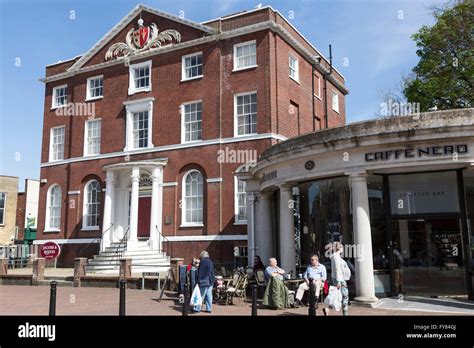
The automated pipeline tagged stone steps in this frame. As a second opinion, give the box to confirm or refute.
[88,258,170,266]
[85,265,171,273]
[86,241,170,274]
[95,250,167,258]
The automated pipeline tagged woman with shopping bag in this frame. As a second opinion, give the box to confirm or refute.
[192,250,215,313]
[323,242,350,316]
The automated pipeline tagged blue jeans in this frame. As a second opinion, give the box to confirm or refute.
[194,285,213,312]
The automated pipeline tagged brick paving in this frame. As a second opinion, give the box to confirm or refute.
[1,285,471,316]
[7,267,159,278]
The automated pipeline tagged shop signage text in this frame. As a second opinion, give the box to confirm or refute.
[40,242,61,260]
[260,170,277,184]
[365,144,468,162]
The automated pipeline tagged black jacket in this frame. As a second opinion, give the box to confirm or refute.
[197,257,215,287]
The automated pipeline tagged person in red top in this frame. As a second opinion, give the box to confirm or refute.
[187,257,200,272]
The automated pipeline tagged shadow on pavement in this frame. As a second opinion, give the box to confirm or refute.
[403,297,474,311]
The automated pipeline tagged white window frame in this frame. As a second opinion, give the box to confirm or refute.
[45,184,61,232]
[83,119,101,156]
[128,60,152,95]
[124,98,154,151]
[86,75,104,101]
[0,192,6,226]
[82,180,101,230]
[234,91,257,137]
[233,40,257,72]
[314,74,321,99]
[181,52,203,81]
[332,91,340,113]
[289,55,299,83]
[234,177,247,224]
[181,100,203,143]
[49,126,65,162]
[181,169,204,227]
[51,84,68,109]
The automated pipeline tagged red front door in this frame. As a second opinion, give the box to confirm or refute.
[137,196,151,238]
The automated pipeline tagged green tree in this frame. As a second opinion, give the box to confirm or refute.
[403,0,473,111]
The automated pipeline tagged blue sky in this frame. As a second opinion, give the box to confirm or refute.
[0,0,448,190]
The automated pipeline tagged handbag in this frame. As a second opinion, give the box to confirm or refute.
[323,280,329,296]
[190,284,202,306]
[342,259,351,281]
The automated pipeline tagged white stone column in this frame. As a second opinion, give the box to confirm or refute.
[149,166,163,251]
[278,184,296,275]
[255,192,274,265]
[350,173,378,304]
[101,170,115,251]
[114,189,126,242]
[128,166,140,250]
[246,192,257,266]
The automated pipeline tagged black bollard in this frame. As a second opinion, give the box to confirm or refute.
[183,282,189,316]
[119,279,126,316]
[308,278,316,316]
[251,283,258,316]
[49,281,57,316]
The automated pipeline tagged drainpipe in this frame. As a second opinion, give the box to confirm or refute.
[312,64,316,131]
[323,74,328,129]
[323,45,333,129]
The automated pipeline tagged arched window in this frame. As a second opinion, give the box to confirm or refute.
[46,185,62,230]
[182,170,203,225]
[83,180,101,229]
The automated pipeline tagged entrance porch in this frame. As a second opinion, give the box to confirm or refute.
[101,160,167,253]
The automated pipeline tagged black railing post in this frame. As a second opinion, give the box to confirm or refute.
[119,279,126,316]
[49,281,57,316]
[308,278,316,316]
[251,283,258,316]
[183,282,189,316]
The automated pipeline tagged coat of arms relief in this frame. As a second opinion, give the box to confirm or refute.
[105,18,181,60]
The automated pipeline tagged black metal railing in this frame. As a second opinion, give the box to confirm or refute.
[115,226,129,262]
[155,225,169,250]
[79,223,114,257]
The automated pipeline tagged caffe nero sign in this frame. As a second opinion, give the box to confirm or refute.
[365,144,468,162]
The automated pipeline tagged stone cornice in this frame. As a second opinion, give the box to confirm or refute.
[258,109,474,165]
[40,20,348,95]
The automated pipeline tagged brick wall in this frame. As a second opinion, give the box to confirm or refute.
[38,6,348,265]
[16,192,26,240]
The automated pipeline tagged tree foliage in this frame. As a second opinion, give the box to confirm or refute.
[403,0,473,111]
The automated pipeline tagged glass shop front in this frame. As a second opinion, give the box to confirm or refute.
[296,169,474,298]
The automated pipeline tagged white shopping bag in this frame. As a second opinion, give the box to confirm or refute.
[324,285,342,311]
[190,285,202,306]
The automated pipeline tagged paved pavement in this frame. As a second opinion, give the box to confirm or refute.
[1,285,472,316]
[7,267,162,278]
[374,296,474,314]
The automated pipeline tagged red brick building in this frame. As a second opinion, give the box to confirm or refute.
[37,4,347,269]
